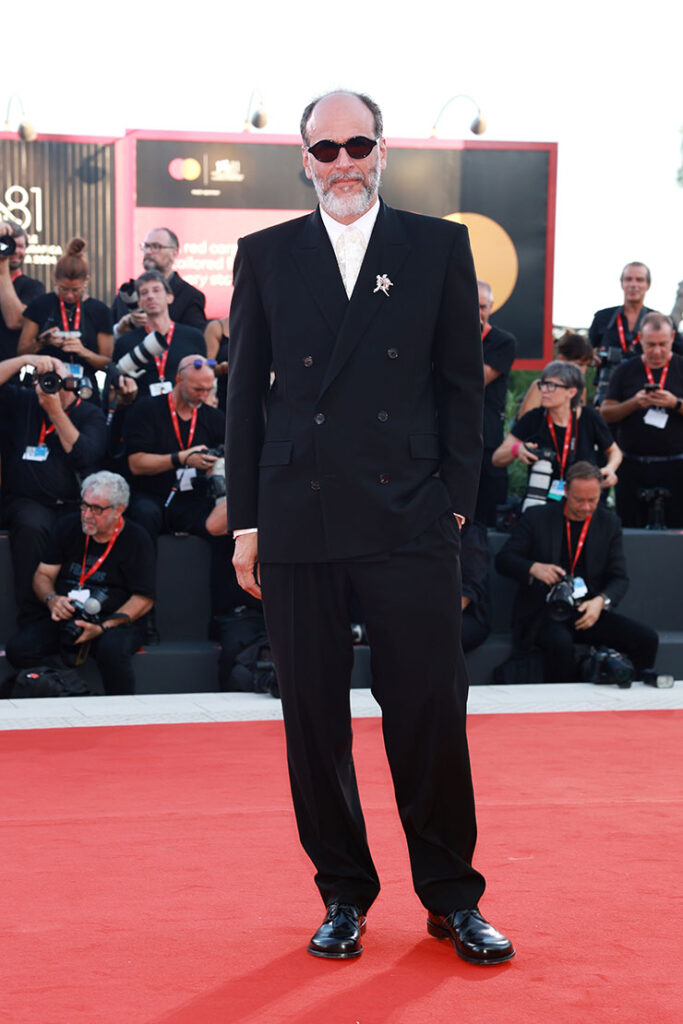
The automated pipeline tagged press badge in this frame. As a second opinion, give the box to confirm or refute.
[68,588,90,603]
[23,445,49,461]
[643,407,668,429]
[150,380,172,397]
[65,363,83,378]
[548,478,565,500]
[572,577,588,600]
[176,467,197,491]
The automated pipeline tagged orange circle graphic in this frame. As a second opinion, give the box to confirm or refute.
[444,213,518,313]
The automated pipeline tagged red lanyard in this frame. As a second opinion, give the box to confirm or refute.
[481,323,491,341]
[616,313,639,353]
[643,354,670,391]
[167,391,197,449]
[546,411,574,479]
[11,269,21,283]
[37,398,81,445]
[80,517,124,586]
[565,513,592,575]
[59,297,81,332]
[153,323,175,380]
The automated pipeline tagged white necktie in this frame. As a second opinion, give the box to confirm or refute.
[335,227,366,298]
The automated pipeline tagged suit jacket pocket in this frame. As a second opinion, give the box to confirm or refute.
[259,441,293,467]
[409,433,440,459]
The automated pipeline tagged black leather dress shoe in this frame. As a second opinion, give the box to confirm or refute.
[427,908,515,965]
[307,902,367,959]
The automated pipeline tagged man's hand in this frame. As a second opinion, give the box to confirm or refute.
[529,562,566,586]
[233,532,261,600]
[574,596,605,631]
[73,621,104,644]
[47,595,75,621]
[182,445,218,471]
[649,388,679,409]
[36,388,63,418]
[600,467,618,488]
[633,388,658,408]
[109,375,138,407]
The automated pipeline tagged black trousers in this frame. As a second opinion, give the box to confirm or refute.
[6,616,146,695]
[260,512,486,916]
[2,498,77,623]
[534,610,658,683]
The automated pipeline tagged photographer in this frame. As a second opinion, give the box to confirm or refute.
[492,361,621,504]
[600,313,683,528]
[589,262,683,406]
[5,472,154,695]
[495,462,658,683]
[0,221,45,361]
[113,271,207,398]
[0,353,106,620]
[112,228,206,338]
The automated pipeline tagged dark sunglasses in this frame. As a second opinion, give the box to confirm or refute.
[307,136,377,163]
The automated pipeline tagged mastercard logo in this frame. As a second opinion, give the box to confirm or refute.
[168,158,202,182]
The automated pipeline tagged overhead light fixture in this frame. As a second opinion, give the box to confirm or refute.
[431,94,486,138]
[3,93,36,142]
[244,90,267,131]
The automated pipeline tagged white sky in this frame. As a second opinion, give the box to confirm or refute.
[6,0,682,328]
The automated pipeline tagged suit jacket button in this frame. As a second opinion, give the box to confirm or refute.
[387,348,399,359]
[310,480,320,491]
[314,412,325,425]
[303,356,313,367]
[377,410,389,422]
[379,474,389,484]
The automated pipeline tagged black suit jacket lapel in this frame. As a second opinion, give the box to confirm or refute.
[290,209,348,336]
[318,202,412,399]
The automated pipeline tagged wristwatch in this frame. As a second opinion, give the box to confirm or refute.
[599,593,612,611]
[674,397,682,413]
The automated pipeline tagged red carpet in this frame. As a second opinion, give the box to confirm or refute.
[1,710,681,1023]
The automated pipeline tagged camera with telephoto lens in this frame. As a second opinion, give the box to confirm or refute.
[115,330,167,379]
[21,367,94,401]
[0,234,17,257]
[580,646,634,688]
[521,447,558,513]
[594,345,639,406]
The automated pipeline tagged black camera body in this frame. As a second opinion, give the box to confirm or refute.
[638,486,672,531]
[60,596,103,645]
[21,367,94,401]
[117,279,140,311]
[546,574,582,621]
[580,646,634,688]
[594,345,638,406]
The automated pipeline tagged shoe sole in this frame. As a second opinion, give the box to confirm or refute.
[427,917,516,965]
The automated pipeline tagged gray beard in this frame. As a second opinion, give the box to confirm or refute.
[312,164,381,221]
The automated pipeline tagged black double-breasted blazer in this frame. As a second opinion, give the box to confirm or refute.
[226,201,484,563]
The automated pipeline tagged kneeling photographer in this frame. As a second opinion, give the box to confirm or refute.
[495,462,658,684]
[5,471,155,695]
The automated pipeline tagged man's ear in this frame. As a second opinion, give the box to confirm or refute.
[302,146,313,181]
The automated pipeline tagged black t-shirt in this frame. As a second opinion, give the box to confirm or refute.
[605,353,683,456]
[124,394,225,497]
[43,513,155,617]
[512,405,613,471]
[483,324,516,448]
[113,323,206,397]
[589,305,683,356]
[23,293,112,373]
[0,386,107,506]
[0,274,45,360]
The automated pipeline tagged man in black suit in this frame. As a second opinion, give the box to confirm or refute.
[112,227,206,337]
[226,90,514,965]
[495,461,658,681]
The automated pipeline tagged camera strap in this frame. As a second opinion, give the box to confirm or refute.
[37,397,82,444]
[565,513,592,575]
[167,391,198,450]
[153,322,175,381]
[642,354,671,390]
[59,297,81,332]
[546,411,574,479]
[80,516,124,586]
